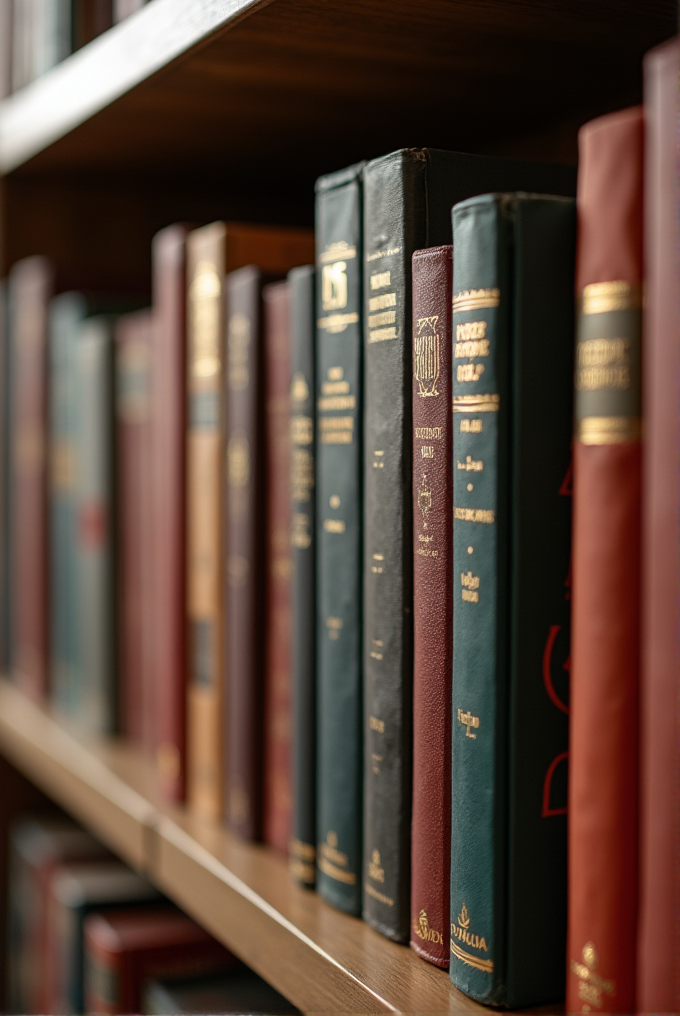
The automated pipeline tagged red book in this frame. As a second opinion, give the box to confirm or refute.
[637,38,680,1013]
[116,309,154,749]
[10,256,53,700]
[151,224,190,802]
[262,281,293,854]
[567,107,643,1014]
[409,246,452,967]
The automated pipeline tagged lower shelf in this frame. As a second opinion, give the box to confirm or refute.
[0,677,560,1014]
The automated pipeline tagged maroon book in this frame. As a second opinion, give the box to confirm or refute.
[10,256,54,700]
[410,246,452,967]
[637,39,680,1013]
[262,281,293,854]
[151,224,190,801]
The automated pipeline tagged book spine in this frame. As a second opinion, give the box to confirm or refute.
[262,280,293,854]
[362,151,424,941]
[289,264,316,884]
[152,224,189,803]
[224,266,265,841]
[186,223,226,820]
[567,108,643,1015]
[410,245,452,967]
[0,281,10,671]
[10,256,53,700]
[315,166,364,912]
[450,196,511,1002]
[75,318,117,734]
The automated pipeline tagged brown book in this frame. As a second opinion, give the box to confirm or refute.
[152,224,190,802]
[637,38,680,1014]
[262,281,293,854]
[10,256,54,700]
[187,224,314,821]
[116,309,154,749]
[567,107,643,1014]
[410,246,452,967]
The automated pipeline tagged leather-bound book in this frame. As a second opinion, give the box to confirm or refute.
[116,310,154,748]
[362,148,575,942]
[263,280,293,854]
[638,41,680,1014]
[152,224,190,803]
[83,905,237,1015]
[315,163,364,913]
[288,264,316,884]
[410,244,452,967]
[75,317,118,734]
[187,223,313,822]
[567,107,643,1015]
[9,256,54,700]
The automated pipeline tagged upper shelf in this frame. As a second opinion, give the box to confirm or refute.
[0,0,675,182]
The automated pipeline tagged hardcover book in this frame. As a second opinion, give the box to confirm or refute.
[410,244,452,968]
[567,107,643,1015]
[362,148,575,942]
[315,163,364,913]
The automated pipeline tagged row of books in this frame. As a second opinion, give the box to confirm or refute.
[1,36,677,1016]
[7,814,296,1015]
[0,0,149,96]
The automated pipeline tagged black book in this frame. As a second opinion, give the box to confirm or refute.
[362,148,575,942]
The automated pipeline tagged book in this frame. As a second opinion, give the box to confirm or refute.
[288,264,316,885]
[83,905,237,1015]
[362,148,575,942]
[315,163,364,913]
[410,244,452,967]
[116,309,154,749]
[144,969,298,1015]
[0,280,11,671]
[449,193,574,1006]
[10,255,54,701]
[263,280,293,855]
[151,224,190,803]
[567,107,643,1015]
[637,40,680,1013]
[75,316,118,734]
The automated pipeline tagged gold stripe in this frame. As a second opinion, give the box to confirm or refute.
[453,394,500,413]
[453,288,500,313]
[577,416,641,444]
[319,244,357,264]
[318,856,357,885]
[290,838,316,862]
[580,281,642,315]
[364,883,394,907]
[450,940,494,973]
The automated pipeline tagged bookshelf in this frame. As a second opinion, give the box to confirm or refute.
[0,1,675,1011]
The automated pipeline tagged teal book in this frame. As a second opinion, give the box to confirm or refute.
[449,194,574,1005]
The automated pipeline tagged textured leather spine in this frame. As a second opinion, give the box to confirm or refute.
[289,264,316,884]
[151,224,190,802]
[263,281,293,854]
[638,41,680,1013]
[10,256,53,701]
[410,245,452,967]
[315,164,364,913]
[567,108,643,1015]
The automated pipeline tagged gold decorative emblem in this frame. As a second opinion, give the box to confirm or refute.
[458,903,470,929]
[570,941,616,1010]
[291,372,309,404]
[190,261,221,377]
[413,909,444,945]
[450,903,493,973]
[322,261,348,311]
[417,473,432,526]
[368,849,385,884]
[414,316,441,397]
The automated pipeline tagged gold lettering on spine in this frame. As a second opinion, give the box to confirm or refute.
[450,904,493,973]
[570,942,615,1010]
[413,910,444,945]
[190,261,221,377]
[318,831,357,885]
[414,316,441,397]
[457,709,480,738]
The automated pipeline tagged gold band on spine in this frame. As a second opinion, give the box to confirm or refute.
[318,857,357,885]
[453,288,500,313]
[453,394,500,413]
[577,416,641,444]
[450,940,494,973]
[580,281,642,315]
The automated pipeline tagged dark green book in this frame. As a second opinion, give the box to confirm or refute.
[362,149,575,943]
[289,264,316,886]
[449,194,574,1005]
[315,163,364,913]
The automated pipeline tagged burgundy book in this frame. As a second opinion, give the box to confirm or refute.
[116,309,154,749]
[262,281,293,854]
[409,246,452,967]
[10,256,54,700]
[637,38,680,1014]
[567,107,643,1014]
[151,224,190,802]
